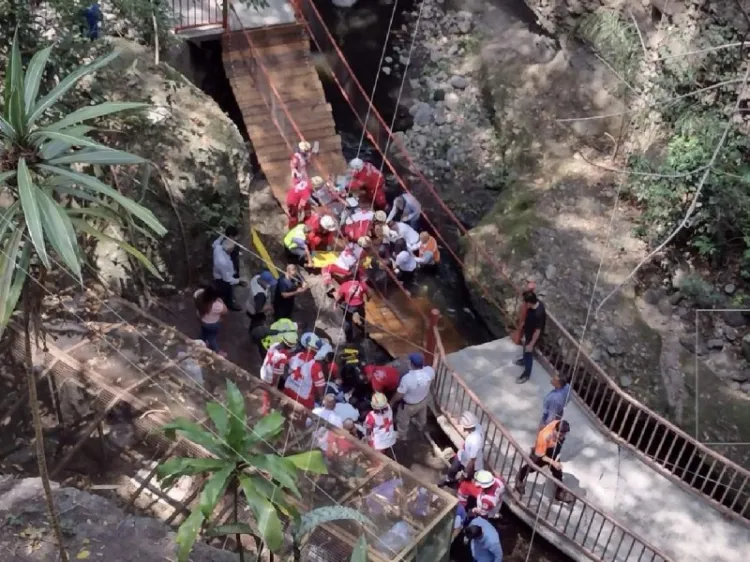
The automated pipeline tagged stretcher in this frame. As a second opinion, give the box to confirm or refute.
[309,251,373,269]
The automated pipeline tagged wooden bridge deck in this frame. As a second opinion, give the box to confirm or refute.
[221,23,465,357]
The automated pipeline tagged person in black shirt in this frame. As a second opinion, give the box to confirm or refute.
[273,264,308,320]
[517,292,546,384]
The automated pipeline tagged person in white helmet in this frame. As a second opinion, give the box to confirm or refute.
[285,332,326,409]
[305,210,338,250]
[471,470,505,519]
[364,392,396,454]
[259,331,298,414]
[322,236,371,284]
[441,410,485,486]
[348,158,387,209]
[290,140,314,182]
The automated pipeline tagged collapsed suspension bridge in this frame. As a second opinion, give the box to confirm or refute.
[143,0,750,560]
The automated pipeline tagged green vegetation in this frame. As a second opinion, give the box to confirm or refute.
[578,9,750,275]
[1,31,166,561]
[157,381,367,562]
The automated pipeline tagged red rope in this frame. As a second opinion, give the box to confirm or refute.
[290,0,520,316]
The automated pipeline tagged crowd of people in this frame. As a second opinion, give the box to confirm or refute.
[189,143,577,562]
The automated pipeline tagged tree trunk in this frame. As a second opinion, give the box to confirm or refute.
[24,294,69,562]
[234,481,245,562]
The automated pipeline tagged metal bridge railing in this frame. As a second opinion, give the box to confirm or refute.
[539,319,750,522]
[288,0,750,525]
[429,326,672,562]
[171,0,227,32]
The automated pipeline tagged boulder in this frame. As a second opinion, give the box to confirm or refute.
[450,75,469,89]
[0,478,239,562]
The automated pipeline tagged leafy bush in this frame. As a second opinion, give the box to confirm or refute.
[626,110,750,260]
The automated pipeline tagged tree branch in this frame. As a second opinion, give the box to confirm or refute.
[594,61,750,316]
[629,10,649,59]
[556,78,745,123]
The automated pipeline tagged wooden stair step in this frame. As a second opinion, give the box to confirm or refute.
[222,25,305,51]
[237,94,325,111]
[241,103,334,126]
[233,77,325,103]
[257,136,343,164]
[248,124,337,148]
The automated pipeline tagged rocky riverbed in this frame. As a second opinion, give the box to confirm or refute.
[382,0,750,466]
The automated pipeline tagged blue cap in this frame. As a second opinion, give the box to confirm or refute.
[408,352,424,367]
[259,271,277,286]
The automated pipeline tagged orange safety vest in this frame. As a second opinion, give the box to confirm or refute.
[419,235,440,264]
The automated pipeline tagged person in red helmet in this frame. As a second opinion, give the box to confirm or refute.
[348,158,387,210]
[305,212,338,251]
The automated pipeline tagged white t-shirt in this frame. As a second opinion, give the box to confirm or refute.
[393,222,420,249]
[334,402,360,423]
[397,366,435,404]
[310,407,343,453]
[457,428,485,471]
[311,406,344,428]
[395,250,417,272]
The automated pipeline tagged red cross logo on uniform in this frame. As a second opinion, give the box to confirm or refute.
[380,417,393,431]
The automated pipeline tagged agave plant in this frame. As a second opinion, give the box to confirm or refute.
[0,30,166,328]
[156,381,331,562]
[1,32,165,562]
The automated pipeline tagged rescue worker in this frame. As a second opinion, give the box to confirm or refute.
[310,394,344,454]
[314,340,339,389]
[285,333,326,410]
[290,141,313,182]
[442,411,484,486]
[286,176,314,228]
[387,192,422,229]
[416,231,440,268]
[364,392,397,455]
[385,221,421,252]
[251,317,298,361]
[259,331,298,413]
[514,419,572,502]
[283,223,313,266]
[322,236,371,284]
[392,239,418,285]
[334,277,368,343]
[363,363,401,398]
[471,470,505,519]
[305,213,338,251]
[390,352,435,440]
[348,158,387,209]
[245,270,276,331]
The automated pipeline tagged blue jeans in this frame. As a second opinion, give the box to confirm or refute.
[201,322,220,351]
[521,350,533,378]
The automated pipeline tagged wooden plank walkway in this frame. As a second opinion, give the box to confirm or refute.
[221,24,465,357]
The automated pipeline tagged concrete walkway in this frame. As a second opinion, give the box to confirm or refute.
[445,338,750,562]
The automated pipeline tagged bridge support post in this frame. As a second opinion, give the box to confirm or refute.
[424,309,440,367]
[222,0,228,29]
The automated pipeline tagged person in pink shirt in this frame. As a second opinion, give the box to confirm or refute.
[193,286,227,355]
